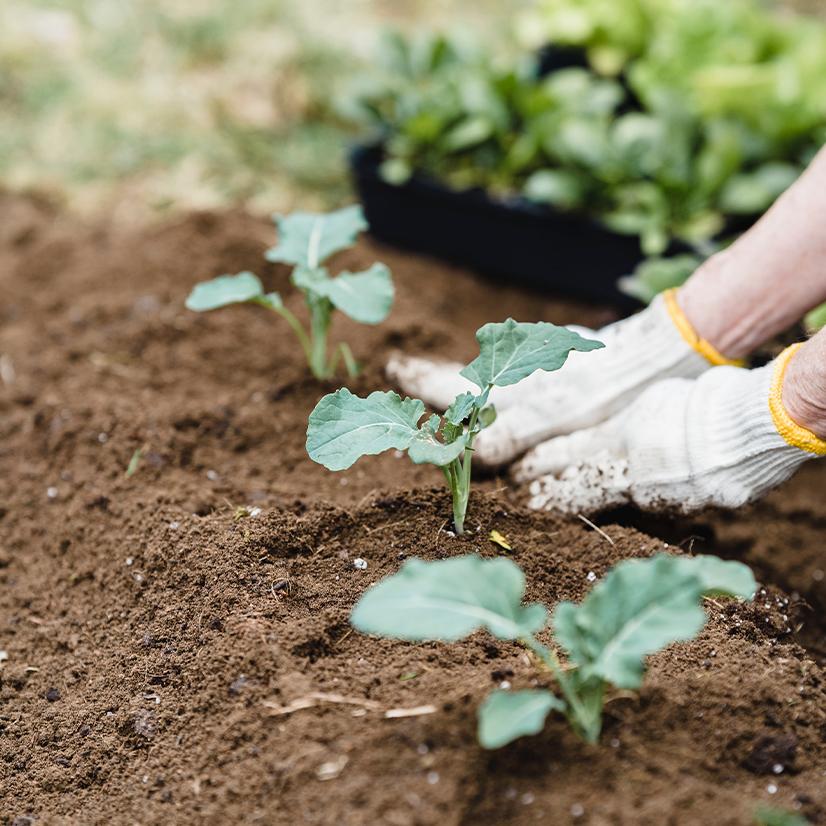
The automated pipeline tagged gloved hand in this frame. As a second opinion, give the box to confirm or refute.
[515,345,826,514]
[387,290,739,468]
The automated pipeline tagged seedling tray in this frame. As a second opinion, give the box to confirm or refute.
[350,142,644,308]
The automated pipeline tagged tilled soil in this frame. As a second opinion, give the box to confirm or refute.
[1,194,824,825]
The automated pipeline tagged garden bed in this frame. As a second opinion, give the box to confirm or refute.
[1,194,824,825]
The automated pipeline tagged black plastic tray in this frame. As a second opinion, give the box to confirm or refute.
[350,142,645,308]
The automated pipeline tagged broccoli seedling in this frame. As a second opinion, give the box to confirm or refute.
[350,552,756,746]
[306,319,603,534]
[186,205,394,380]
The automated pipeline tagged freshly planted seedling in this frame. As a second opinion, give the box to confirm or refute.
[186,205,394,380]
[351,552,756,746]
[306,319,602,533]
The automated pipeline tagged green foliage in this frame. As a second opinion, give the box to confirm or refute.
[350,9,826,285]
[618,254,702,304]
[351,555,547,641]
[266,206,367,267]
[755,808,810,826]
[186,206,393,380]
[478,690,565,749]
[307,320,601,533]
[351,552,756,747]
[804,302,826,334]
[461,319,603,389]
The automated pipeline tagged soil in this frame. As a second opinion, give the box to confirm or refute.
[1,193,824,826]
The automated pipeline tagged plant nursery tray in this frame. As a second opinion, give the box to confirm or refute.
[350,142,645,308]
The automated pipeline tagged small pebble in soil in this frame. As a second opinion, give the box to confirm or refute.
[248,506,262,517]
[499,680,511,690]
[520,792,534,805]
[45,688,61,702]
[229,675,248,695]
[125,557,133,566]
[353,558,368,570]
[813,569,824,581]
[586,571,596,582]
[206,469,218,481]
[46,486,58,500]
[444,530,455,538]
[610,738,620,748]
[168,521,180,530]
[0,651,8,664]
[417,743,429,755]
[767,783,778,794]
[426,771,439,785]
[98,432,108,443]
[772,763,784,774]
[571,803,585,817]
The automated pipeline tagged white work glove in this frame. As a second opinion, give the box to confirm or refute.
[387,291,734,468]
[515,345,826,514]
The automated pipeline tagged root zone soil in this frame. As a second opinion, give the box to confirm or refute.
[1,194,824,826]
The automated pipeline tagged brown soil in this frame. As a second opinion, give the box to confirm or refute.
[1,194,824,826]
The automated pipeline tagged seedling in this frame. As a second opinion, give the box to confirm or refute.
[186,205,394,380]
[306,319,602,533]
[351,552,756,746]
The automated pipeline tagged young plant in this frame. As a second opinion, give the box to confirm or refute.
[306,319,603,534]
[351,552,756,746]
[186,205,394,380]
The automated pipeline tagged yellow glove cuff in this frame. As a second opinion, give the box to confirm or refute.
[769,344,826,456]
[663,289,745,368]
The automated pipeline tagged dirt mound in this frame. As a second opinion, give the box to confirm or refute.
[1,197,824,825]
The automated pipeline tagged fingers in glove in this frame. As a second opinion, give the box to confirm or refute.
[386,353,540,413]
[511,417,627,482]
[526,455,631,514]
[385,354,474,410]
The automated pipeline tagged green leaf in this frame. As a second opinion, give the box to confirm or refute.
[323,264,394,325]
[478,405,497,430]
[718,163,800,215]
[257,292,284,311]
[523,169,585,209]
[754,807,810,826]
[553,554,754,690]
[445,392,476,425]
[617,254,702,304]
[442,116,494,153]
[673,555,757,599]
[306,389,466,471]
[292,263,393,325]
[265,205,367,268]
[804,302,826,333]
[185,271,263,311]
[306,389,425,471]
[478,690,565,749]
[460,319,603,390]
[408,428,468,466]
[351,555,547,641]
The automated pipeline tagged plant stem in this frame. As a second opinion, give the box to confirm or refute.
[308,301,331,379]
[336,342,360,378]
[268,303,313,369]
[522,635,602,743]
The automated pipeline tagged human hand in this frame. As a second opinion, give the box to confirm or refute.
[515,346,826,515]
[387,291,729,468]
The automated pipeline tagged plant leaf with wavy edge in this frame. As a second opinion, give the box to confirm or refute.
[351,555,547,641]
[478,690,565,749]
[460,319,603,390]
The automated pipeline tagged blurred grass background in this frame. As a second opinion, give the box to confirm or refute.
[0,0,823,221]
[0,0,511,221]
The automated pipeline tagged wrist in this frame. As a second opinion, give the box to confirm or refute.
[677,252,765,360]
[780,340,826,442]
[661,287,744,368]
